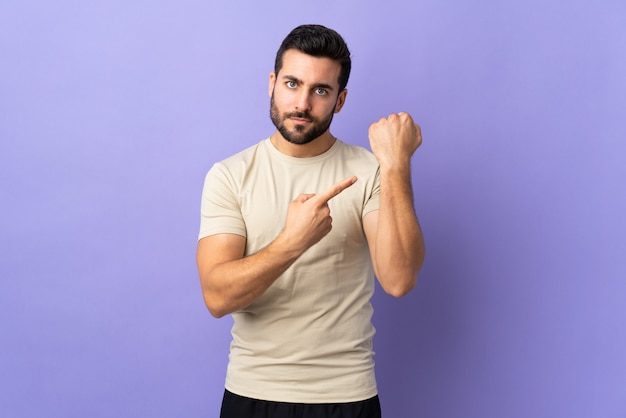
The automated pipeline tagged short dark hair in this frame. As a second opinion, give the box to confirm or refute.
[274,24,352,92]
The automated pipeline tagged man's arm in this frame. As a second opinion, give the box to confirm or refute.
[197,176,357,318]
[363,112,425,297]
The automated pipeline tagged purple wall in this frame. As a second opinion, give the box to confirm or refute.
[1,1,625,417]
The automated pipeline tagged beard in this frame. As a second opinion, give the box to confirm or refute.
[269,91,336,145]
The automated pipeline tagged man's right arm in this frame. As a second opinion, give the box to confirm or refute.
[196,176,358,318]
[196,232,304,318]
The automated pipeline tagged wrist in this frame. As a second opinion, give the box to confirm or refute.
[272,231,307,261]
[379,160,411,178]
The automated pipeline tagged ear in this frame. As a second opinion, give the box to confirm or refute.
[334,89,348,113]
[268,72,276,97]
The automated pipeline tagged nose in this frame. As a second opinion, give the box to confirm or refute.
[294,89,311,111]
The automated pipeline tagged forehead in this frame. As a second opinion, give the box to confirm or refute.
[278,49,342,88]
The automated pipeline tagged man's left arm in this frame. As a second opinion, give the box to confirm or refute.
[363,112,425,297]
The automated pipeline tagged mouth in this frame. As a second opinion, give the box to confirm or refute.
[289,117,312,126]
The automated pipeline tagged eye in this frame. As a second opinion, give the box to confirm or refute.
[315,88,328,96]
[286,80,297,89]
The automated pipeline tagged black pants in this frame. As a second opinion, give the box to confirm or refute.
[220,389,382,418]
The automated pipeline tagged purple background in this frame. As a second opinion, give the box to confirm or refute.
[1,0,625,417]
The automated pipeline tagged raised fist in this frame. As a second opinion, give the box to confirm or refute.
[368,112,422,168]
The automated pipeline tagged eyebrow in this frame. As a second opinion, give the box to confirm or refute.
[282,75,335,92]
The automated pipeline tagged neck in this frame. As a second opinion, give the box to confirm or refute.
[270,131,336,158]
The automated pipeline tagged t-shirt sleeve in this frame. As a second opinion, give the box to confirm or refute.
[198,163,247,240]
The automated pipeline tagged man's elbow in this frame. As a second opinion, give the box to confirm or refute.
[383,276,417,298]
[202,292,230,319]
[378,259,423,298]
[207,306,228,319]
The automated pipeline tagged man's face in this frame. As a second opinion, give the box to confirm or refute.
[269,49,346,145]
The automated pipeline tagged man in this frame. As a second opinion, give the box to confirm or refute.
[197,24,425,418]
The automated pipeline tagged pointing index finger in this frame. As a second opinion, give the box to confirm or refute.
[316,176,358,204]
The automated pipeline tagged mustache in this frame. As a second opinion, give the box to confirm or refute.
[285,111,313,120]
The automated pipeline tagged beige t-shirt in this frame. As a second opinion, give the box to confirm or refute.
[199,138,381,403]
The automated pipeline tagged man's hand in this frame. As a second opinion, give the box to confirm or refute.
[281,176,357,252]
[368,112,422,169]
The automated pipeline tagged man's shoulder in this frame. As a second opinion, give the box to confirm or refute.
[217,138,269,167]
[204,139,269,187]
